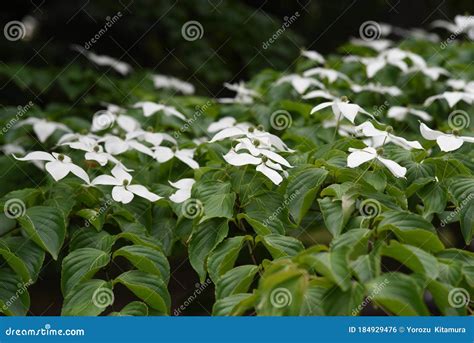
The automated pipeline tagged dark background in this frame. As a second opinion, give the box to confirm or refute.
[1,0,472,316]
[1,0,474,97]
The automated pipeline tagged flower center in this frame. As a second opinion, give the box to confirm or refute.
[452,129,460,136]
[261,156,268,162]
[385,126,394,134]
[248,127,255,133]
[252,139,261,147]
[93,146,100,152]
[58,154,65,161]
[256,124,264,131]
[340,96,349,103]
[146,126,154,132]
[122,179,129,186]
[376,147,384,155]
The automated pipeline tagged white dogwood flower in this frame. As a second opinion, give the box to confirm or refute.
[61,135,125,167]
[349,38,393,52]
[406,65,450,81]
[387,106,432,122]
[310,97,374,123]
[424,91,474,108]
[151,74,195,94]
[169,178,195,203]
[210,125,293,152]
[302,90,337,101]
[355,122,423,150]
[133,102,185,120]
[419,123,474,152]
[303,67,352,84]
[275,74,325,94]
[100,135,154,157]
[92,165,161,204]
[16,117,71,143]
[153,147,199,169]
[14,151,90,183]
[347,147,406,178]
[207,116,245,133]
[351,83,402,96]
[223,139,292,185]
[91,112,141,133]
[431,15,474,39]
[447,79,474,93]
[300,49,325,64]
[72,45,132,75]
[218,82,259,104]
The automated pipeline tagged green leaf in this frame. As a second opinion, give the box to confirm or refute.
[0,268,31,316]
[69,227,115,252]
[189,218,229,282]
[299,280,327,315]
[417,181,447,215]
[285,166,328,224]
[378,210,444,252]
[61,248,110,296]
[366,273,429,315]
[61,279,113,316]
[18,206,66,260]
[0,237,45,282]
[242,192,290,235]
[324,282,365,316]
[351,253,381,283]
[256,234,304,259]
[331,229,371,259]
[114,270,170,315]
[195,181,236,219]
[109,301,149,316]
[212,293,256,316]
[427,280,466,315]
[207,235,252,283]
[216,265,259,300]
[113,245,170,283]
[318,195,354,237]
[76,208,106,231]
[299,249,351,291]
[381,241,439,279]
[256,261,308,316]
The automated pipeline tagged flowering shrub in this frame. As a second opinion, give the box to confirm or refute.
[0,16,473,316]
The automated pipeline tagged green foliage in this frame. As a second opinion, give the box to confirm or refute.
[0,25,473,317]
